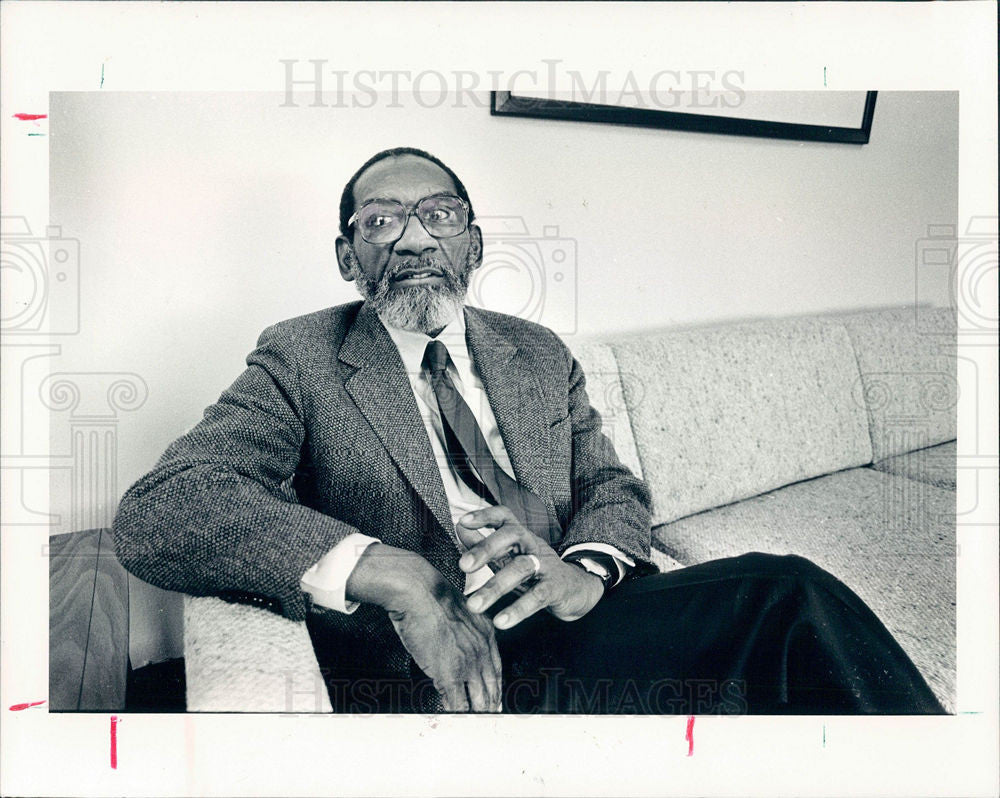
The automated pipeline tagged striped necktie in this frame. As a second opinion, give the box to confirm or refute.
[422,339,562,546]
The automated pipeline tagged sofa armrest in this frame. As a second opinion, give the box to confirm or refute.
[183,596,331,712]
[649,543,685,573]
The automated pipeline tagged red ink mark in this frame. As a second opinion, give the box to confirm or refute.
[685,715,695,756]
[110,715,119,769]
[13,113,47,121]
[9,700,46,711]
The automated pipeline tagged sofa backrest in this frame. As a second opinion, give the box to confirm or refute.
[569,341,645,481]
[610,318,873,527]
[834,307,958,460]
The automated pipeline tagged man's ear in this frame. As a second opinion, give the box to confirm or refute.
[467,223,484,272]
[335,235,357,282]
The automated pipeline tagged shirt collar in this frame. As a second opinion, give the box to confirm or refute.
[379,306,468,378]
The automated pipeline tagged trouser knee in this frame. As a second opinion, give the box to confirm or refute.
[729,552,850,611]
[733,551,832,581]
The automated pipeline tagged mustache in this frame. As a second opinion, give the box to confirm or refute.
[385,255,449,283]
[349,249,475,308]
[378,256,471,296]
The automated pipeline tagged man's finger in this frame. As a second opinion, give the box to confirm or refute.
[467,555,540,614]
[473,616,504,708]
[458,527,528,573]
[458,505,516,530]
[466,672,494,713]
[454,520,490,552]
[441,682,469,713]
[489,633,503,678]
[493,585,548,630]
[490,643,503,711]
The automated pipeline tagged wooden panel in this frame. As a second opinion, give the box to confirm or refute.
[80,529,130,709]
[49,528,129,711]
[49,530,96,710]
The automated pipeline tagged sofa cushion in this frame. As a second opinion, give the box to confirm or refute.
[651,467,955,710]
[871,440,956,489]
[612,319,872,526]
[570,341,644,481]
[835,307,957,460]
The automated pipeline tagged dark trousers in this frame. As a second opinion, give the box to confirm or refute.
[316,553,945,715]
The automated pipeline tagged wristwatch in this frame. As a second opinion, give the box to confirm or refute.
[563,552,617,592]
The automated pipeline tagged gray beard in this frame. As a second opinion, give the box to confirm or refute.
[351,253,472,334]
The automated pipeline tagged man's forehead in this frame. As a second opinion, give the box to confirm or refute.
[353,155,458,204]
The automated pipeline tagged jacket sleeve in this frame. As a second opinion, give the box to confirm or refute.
[553,333,657,575]
[112,324,358,621]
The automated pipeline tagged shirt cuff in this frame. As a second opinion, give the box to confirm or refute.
[300,533,380,614]
[561,542,634,587]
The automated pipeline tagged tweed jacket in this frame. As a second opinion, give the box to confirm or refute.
[113,301,654,676]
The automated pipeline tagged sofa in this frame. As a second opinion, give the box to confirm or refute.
[182,305,957,713]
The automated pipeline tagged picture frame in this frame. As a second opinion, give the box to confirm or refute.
[490,90,879,145]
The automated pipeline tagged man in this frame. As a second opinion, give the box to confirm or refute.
[113,147,943,715]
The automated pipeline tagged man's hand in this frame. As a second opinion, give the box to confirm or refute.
[456,506,605,630]
[345,543,501,712]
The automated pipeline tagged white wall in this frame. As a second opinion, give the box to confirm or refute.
[46,91,957,663]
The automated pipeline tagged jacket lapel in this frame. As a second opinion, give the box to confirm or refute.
[338,304,455,538]
[464,307,552,502]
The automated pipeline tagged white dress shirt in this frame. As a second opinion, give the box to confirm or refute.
[301,309,632,613]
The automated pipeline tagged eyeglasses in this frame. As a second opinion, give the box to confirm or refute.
[348,193,470,245]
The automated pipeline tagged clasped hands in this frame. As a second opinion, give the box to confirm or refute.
[350,505,604,712]
[457,505,605,628]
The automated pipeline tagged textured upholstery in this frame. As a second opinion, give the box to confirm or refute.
[836,307,957,460]
[569,341,644,481]
[184,595,331,712]
[652,468,955,710]
[871,441,957,490]
[613,318,872,526]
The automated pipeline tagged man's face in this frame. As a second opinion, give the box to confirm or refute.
[336,154,483,333]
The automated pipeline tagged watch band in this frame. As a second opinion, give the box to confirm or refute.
[563,552,616,591]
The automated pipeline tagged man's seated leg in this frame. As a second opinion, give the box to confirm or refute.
[497,552,944,715]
